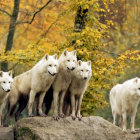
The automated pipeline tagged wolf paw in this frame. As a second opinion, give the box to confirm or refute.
[71,115,76,120]
[78,117,82,121]
[77,114,82,121]
[28,114,34,117]
[122,129,127,134]
[53,115,59,121]
[3,124,8,127]
[39,113,47,117]
[131,130,137,134]
[59,113,65,118]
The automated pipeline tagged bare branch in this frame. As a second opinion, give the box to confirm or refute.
[16,0,53,25]
[0,8,11,17]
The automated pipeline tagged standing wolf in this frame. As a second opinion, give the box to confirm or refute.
[45,50,77,120]
[4,54,58,125]
[110,77,140,133]
[0,71,13,126]
[63,60,92,120]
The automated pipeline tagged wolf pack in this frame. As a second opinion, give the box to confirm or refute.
[0,49,140,134]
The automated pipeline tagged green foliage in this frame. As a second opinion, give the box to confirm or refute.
[16,127,39,140]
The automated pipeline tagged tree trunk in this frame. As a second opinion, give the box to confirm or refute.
[1,0,20,71]
[74,7,88,32]
[72,6,88,45]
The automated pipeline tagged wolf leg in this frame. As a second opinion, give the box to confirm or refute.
[59,90,66,118]
[76,95,83,121]
[130,109,137,134]
[15,97,28,121]
[122,111,127,133]
[53,90,59,120]
[28,90,36,117]
[119,115,123,128]
[0,97,7,126]
[35,96,39,116]
[70,94,76,120]
[4,95,17,127]
[112,110,117,125]
[38,92,47,117]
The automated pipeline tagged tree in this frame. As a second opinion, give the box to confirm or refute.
[0,0,140,117]
[1,0,20,71]
[0,0,53,71]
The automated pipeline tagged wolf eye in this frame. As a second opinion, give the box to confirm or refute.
[49,64,52,67]
[73,60,75,62]
[81,70,83,72]
[67,60,70,62]
[3,81,5,83]
[54,65,56,67]
[86,70,89,72]
[9,81,11,83]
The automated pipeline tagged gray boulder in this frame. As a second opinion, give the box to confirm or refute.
[15,116,140,140]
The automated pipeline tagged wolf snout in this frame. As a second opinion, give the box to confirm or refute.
[84,77,87,80]
[52,73,56,76]
[6,89,10,93]
[71,67,75,70]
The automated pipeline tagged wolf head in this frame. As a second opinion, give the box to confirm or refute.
[44,54,59,76]
[75,60,92,80]
[132,77,140,97]
[59,50,77,71]
[0,71,13,92]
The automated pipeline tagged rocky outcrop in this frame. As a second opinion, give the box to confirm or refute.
[15,116,140,140]
[0,126,14,140]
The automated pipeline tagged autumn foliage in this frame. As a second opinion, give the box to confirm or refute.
[0,0,140,117]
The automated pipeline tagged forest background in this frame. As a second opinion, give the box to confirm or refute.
[0,0,140,127]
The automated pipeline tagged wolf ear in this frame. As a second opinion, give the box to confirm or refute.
[8,71,13,77]
[53,54,57,60]
[45,54,49,60]
[78,60,82,66]
[63,50,68,56]
[0,71,3,77]
[72,50,76,56]
[87,61,91,66]
[134,77,138,83]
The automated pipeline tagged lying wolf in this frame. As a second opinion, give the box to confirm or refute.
[0,71,13,126]
[63,60,92,120]
[4,54,58,126]
[110,77,140,133]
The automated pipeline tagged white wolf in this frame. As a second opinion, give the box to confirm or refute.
[0,71,13,126]
[52,50,77,120]
[63,60,92,120]
[110,77,140,133]
[4,54,58,126]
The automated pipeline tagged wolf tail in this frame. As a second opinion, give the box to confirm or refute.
[44,86,53,115]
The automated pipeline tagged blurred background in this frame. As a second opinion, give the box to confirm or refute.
[0,0,140,128]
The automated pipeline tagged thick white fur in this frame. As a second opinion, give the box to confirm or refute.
[0,71,13,126]
[69,60,92,120]
[110,77,140,133]
[52,50,77,120]
[7,54,58,117]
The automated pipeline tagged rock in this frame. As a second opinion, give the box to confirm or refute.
[0,126,14,140]
[15,116,140,140]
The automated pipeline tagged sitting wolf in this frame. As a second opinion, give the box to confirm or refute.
[4,54,58,126]
[0,71,13,126]
[63,60,92,120]
[110,77,140,133]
